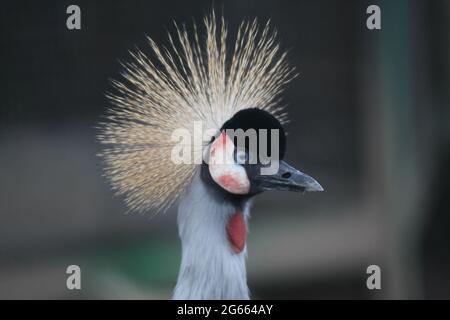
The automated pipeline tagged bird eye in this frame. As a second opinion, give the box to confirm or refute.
[235,150,247,164]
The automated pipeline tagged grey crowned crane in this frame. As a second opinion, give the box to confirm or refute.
[98,12,323,300]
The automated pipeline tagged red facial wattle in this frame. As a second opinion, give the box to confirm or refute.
[226,211,247,254]
[217,174,244,193]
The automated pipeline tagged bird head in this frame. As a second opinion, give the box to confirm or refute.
[99,12,323,213]
[202,108,323,201]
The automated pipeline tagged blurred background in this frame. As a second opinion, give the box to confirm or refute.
[1,0,449,299]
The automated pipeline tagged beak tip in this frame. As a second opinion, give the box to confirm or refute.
[307,181,324,192]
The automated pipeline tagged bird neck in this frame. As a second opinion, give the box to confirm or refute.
[173,174,250,300]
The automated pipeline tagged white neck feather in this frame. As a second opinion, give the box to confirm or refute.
[173,174,250,300]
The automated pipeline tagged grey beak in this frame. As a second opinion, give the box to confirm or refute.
[253,160,324,193]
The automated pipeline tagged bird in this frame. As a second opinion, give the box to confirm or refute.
[98,11,323,300]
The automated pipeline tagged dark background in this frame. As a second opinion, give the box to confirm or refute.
[0,0,449,299]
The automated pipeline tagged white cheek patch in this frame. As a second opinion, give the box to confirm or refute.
[208,132,250,195]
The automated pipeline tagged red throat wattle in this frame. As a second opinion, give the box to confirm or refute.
[226,211,247,254]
